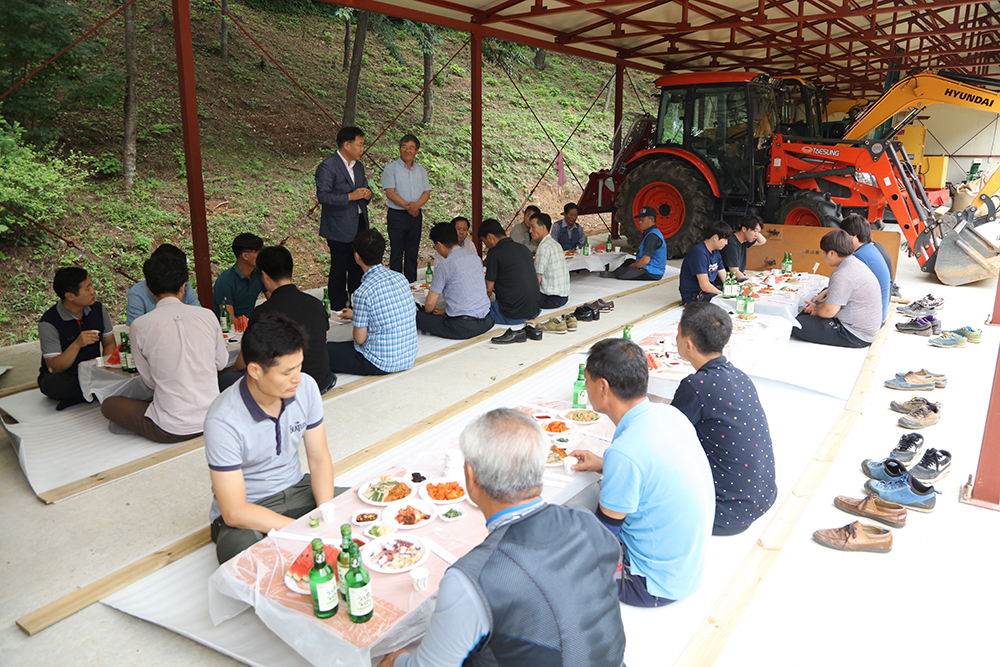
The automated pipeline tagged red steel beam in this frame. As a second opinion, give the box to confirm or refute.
[471,32,483,255]
[479,0,654,25]
[171,0,212,308]
[966,343,1000,509]
[612,64,623,240]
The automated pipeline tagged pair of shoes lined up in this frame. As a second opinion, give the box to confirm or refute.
[491,324,544,344]
[929,326,982,348]
[536,314,578,335]
[884,368,947,390]
[890,395,942,428]
[896,293,944,318]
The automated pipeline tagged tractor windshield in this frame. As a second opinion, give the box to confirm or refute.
[657,89,686,145]
[689,85,752,195]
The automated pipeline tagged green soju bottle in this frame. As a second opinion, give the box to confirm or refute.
[120,333,132,372]
[783,252,793,273]
[426,261,434,284]
[736,286,747,315]
[345,543,373,623]
[337,524,352,602]
[728,274,737,298]
[309,538,338,619]
[723,274,732,298]
[220,299,231,333]
[623,325,632,340]
[582,237,590,256]
[746,287,756,315]
[572,363,587,409]
[322,288,331,318]
[606,234,613,251]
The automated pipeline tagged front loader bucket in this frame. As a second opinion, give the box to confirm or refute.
[933,217,1000,286]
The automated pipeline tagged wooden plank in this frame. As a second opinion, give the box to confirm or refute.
[0,382,36,399]
[748,225,901,278]
[15,527,212,636]
[673,316,891,667]
[336,300,682,475]
[36,436,206,504]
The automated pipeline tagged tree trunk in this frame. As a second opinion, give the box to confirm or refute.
[603,70,613,113]
[221,0,228,61]
[123,0,138,190]
[343,11,368,127]
[422,49,434,126]
[342,19,351,71]
[533,48,547,71]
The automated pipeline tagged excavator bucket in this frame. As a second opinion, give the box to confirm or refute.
[932,214,1000,286]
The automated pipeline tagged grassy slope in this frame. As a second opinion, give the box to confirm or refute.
[0,0,647,344]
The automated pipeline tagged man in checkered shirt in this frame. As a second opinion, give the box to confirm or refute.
[326,229,418,375]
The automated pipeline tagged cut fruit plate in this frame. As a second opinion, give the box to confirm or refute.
[362,535,431,574]
[383,499,438,530]
[419,478,469,505]
[283,538,366,595]
[358,476,415,507]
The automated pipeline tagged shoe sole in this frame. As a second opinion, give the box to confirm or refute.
[911,468,950,485]
[812,534,892,553]
[868,488,936,513]
[929,343,965,348]
[833,501,906,528]
[890,404,934,414]
[542,329,568,334]
[896,328,932,336]
[897,420,938,429]
[885,383,935,391]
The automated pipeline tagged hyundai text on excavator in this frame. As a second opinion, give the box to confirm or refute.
[578,71,1000,285]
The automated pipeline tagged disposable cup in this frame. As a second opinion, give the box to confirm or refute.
[614,246,622,253]
[411,566,429,591]
[320,502,336,525]
[96,356,106,368]
[562,456,578,474]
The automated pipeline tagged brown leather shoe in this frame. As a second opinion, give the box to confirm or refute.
[834,494,907,528]
[813,521,893,553]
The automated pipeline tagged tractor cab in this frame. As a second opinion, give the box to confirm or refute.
[775,77,826,137]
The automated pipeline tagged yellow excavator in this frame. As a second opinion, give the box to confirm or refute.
[839,69,1000,285]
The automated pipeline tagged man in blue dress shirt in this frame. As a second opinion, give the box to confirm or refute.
[126,244,201,325]
[382,134,431,283]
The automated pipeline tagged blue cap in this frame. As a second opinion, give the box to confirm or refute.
[635,206,657,219]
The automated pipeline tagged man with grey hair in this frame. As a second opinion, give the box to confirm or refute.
[378,408,625,667]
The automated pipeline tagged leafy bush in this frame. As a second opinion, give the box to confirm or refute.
[0,120,88,234]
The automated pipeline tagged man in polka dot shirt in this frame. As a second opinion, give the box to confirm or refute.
[671,302,777,536]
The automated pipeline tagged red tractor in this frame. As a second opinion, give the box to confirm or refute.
[578,72,1000,284]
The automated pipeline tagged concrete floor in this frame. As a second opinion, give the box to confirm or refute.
[2,226,999,666]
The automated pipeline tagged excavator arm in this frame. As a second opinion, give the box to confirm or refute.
[844,70,1000,142]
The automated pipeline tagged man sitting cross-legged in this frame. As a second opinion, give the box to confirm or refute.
[720,214,767,281]
[102,247,228,442]
[205,312,335,564]
[529,212,571,309]
[37,267,117,411]
[678,220,732,304]
[792,229,882,348]
[417,222,494,340]
[378,408,626,667]
[481,218,540,327]
[327,228,418,375]
[601,206,666,281]
[125,244,201,325]
[671,302,777,536]
[839,213,891,322]
[571,337,715,607]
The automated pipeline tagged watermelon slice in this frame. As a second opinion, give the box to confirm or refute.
[286,542,339,582]
[107,345,121,366]
[645,352,660,371]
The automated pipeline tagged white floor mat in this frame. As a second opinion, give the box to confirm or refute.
[0,390,177,497]
[747,336,870,399]
[101,344,849,667]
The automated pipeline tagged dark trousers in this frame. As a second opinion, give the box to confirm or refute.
[211,475,316,564]
[613,259,661,281]
[680,291,716,306]
[538,293,569,309]
[101,396,197,444]
[37,367,83,401]
[792,314,870,348]
[416,311,494,340]
[713,523,751,536]
[326,341,389,376]
[387,207,422,283]
[327,232,364,311]
[616,543,676,608]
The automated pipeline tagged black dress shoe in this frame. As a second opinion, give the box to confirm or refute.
[591,306,601,321]
[524,325,543,341]
[491,328,527,344]
[573,306,594,322]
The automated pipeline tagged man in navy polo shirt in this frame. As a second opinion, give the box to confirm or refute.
[204,312,335,564]
[37,267,117,410]
[602,206,667,281]
[570,338,715,607]
[213,233,264,320]
[678,220,732,304]
[671,303,777,535]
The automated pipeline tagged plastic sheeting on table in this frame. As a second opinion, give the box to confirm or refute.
[712,273,828,326]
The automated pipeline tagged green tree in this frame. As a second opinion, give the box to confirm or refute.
[0,0,123,143]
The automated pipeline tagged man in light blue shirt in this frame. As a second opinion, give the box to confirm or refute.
[382,134,431,283]
[571,337,715,606]
[126,244,200,325]
[326,229,417,375]
[551,202,586,251]
[418,223,494,340]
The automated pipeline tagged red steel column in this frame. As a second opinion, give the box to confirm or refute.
[612,64,624,239]
[471,32,483,254]
[992,277,1000,325]
[171,0,213,307]
[966,345,1000,509]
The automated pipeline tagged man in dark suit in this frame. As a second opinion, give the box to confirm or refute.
[316,126,372,311]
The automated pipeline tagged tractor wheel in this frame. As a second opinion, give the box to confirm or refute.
[615,159,715,258]
[776,189,842,228]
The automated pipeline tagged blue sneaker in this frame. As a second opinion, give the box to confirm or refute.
[864,476,940,512]
[861,457,909,482]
